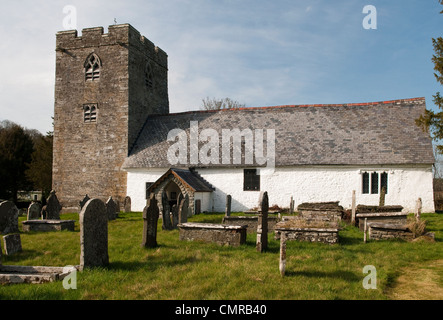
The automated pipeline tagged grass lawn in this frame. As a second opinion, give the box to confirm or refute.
[0,212,442,300]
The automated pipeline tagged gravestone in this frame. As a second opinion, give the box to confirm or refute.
[45,190,62,220]
[256,191,269,253]
[115,199,121,216]
[379,187,386,207]
[161,191,173,230]
[141,194,159,248]
[279,232,287,277]
[27,201,42,220]
[106,196,117,221]
[289,196,294,214]
[80,199,109,269]
[415,198,422,222]
[171,204,179,229]
[195,199,201,215]
[0,201,19,234]
[124,196,131,213]
[225,195,232,217]
[178,195,189,224]
[3,234,22,256]
[79,194,90,210]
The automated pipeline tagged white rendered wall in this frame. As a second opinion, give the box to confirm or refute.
[126,168,168,212]
[126,165,435,213]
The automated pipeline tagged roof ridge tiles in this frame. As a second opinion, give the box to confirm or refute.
[148,97,425,118]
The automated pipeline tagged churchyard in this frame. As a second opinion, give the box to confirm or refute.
[0,195,442,300]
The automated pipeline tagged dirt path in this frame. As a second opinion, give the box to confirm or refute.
[387,260,443,300]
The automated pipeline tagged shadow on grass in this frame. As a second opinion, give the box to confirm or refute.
[284,269,360,281]
[1,250,41,264]
[108,254,200,272]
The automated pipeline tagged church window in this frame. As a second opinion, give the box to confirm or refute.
[362,172,370,194]
[371,172,379,194]
[84,104,97,123]
[145,61,153,88]
[244,169,260,191]
[362,171,388,194]
[381,172,388,194]
[84,53,101,81]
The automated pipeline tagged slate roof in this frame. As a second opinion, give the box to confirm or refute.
[148,168,214,192]
[122,97,434,169]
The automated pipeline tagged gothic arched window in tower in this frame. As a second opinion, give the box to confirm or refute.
[84,104,98,123]
[84,53,102,81]
[145,61,154,88]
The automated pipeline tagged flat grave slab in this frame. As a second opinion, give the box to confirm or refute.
[0,265,78,284]
[22,220,75,232]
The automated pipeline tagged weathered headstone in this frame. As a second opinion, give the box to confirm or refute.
[225,195,232,217]
[351,190,356,226]
[364,218,368,243]
[79,194,90,210]
[45,190,62,220]
[289,196,294,215]
[379,187,386,207]
[161,191,173,230]
[141,194,160,248]
[256,191,269,253]
[27,201,42,220]
[178,194,189,224]
[41,205,47,220]
[124,196,131,213]
[0,201,19,234]
[171,204,179,229]
[80,199,109,269]
[279,232,287,277]
[195,199,201,215]
[106,196,117,221]
[115,199,121,216]
[3,234,22,255]
[415,198,422,222]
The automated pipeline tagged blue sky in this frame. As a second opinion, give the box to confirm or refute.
[0,0,442,134]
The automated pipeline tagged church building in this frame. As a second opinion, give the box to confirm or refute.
[52,24,435,214]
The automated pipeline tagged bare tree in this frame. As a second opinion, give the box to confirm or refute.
[200,97,246,110]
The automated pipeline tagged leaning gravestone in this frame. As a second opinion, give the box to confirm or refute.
[141,194,159,248]
[45,190,62,220]
[178,195,189,224]
[0,201,19,234]
[161,191,173,230]
[27,201,42,220]
[80,199,109,269]
[3,234,22,256]
[124,196,131,213]
[106,196,117,221]
[256,191,269,253]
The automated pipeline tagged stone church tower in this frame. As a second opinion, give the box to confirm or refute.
[52,24,169,211]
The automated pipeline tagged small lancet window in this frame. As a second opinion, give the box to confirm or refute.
[84,53,101,81]
[145,61,153,88]
[84,104,98,123]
